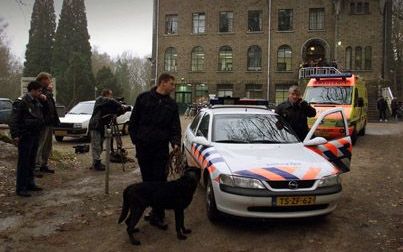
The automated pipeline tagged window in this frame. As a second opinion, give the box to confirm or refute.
[350,1,370,14]
[197,114,210,138]
[192,12,205,34]
[191,46,205,71]
[345,47,352,70]
[355,46,362,70]
[245,84,263,99]
[247,45,262,71]
[277,45,292,71]
[364,46,372,70]
[275,85,292,105]
[309,8,324,30]
[165,15,178,34]
[195,84,208,100]
[218,46,233,71]
[190,112,203,133]
[278,9,293,31]
[164,47,177,72]
[0,100,11,110]
[217,84,233,97]
[248,10,263,32]
[219,11,234,32]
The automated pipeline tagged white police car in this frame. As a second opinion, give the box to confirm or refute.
[183,105,352,220]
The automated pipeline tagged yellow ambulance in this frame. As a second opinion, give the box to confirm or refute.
[303,73,368,144]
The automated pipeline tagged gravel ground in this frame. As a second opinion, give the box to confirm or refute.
[0,120,402,252]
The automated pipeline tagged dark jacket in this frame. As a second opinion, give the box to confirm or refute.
[129,87,181,147]
[9,93,45,139]
[376,97,387,111]
[275,99,316,141]
[89,96,124,133]
[40,88,60,126]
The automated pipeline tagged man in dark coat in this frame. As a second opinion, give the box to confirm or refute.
[88,89,129,171]
[275,85,316,141]
[9,81,45,197]
[35,72,60,174]
[129,73,181,227]
[377,96,388,122]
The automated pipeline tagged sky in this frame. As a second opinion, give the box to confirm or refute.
[0,0,153,62]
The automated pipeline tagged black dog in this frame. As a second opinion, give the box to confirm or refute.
[118,167,201,245]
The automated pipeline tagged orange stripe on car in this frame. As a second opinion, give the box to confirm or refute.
[302,167,321,180]
[324,142,339,156]
[250,168,285,181]
[277,166,296,174]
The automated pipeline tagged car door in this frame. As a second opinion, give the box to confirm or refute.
[0,100,12,124]
[304,108,352,173]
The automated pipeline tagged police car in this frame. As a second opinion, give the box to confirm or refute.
[183,104,352,220]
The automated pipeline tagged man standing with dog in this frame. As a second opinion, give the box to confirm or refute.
[129,73,181,228]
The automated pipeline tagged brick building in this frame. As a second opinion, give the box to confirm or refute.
[151,0,393,110]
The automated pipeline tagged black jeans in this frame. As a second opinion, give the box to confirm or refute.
[135,143,169,220]
[379,110,387,120]
[16,134,39,192]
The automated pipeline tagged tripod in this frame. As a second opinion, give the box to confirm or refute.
[104,114,128,171]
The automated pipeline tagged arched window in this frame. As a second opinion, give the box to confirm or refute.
[247,45,262,71]
[218,46,233,71]
[191,46,205,71]
[355,46,362,70]
[345,46,352,70]
[364,46,372,70]
[164,47,177,72]
[277,45,292,71]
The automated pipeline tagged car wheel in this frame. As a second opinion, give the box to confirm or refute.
[351,127,358,145]
[55,136,64,142]
[206,175,220,222]
[359,123,366,136]
[84,131,91,142]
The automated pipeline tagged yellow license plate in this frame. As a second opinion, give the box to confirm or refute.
[54,130,67,136]
[275,196,316,206]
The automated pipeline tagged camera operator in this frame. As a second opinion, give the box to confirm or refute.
[89,89,130,171]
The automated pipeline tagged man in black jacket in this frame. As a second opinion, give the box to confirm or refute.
[89,89,129,171]
[275,85,316,141]
[129,73,181,227]
[9,81,45,197]
[35,72,60,174]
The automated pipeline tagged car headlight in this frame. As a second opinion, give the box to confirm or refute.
[318,175,340,187]
[220,174,265,189]
[73,123,82,129]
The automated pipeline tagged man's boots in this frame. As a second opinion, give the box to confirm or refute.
[93,160,105,171]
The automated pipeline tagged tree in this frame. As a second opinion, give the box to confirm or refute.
[0,18,21,99]
[95,66,122,97]
[23,0,56,77]
[392,0,403,98]
[52,0,94,107]
[92,47,115,76]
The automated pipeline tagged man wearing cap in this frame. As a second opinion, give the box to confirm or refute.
[9,81,45,197]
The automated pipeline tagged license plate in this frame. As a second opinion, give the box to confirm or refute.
[54,130,67,136]
[275,196,316,206]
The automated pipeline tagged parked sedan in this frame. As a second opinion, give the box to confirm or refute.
[183,105,352,221]
[0,98,12,124]
[53,100,131,142]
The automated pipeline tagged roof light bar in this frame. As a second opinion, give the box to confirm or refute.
[310,73,353,80]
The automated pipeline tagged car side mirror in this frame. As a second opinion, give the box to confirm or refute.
[304,137,328,146]
[357,97,364,107]
[193,136,210,146]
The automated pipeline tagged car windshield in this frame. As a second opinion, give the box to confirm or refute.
[305,86,353,105]
[68,102,94,115]
[212,114,299,144]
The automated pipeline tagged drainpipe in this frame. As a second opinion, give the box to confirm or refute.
[155,0,160,86]
[267,0,272,101]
